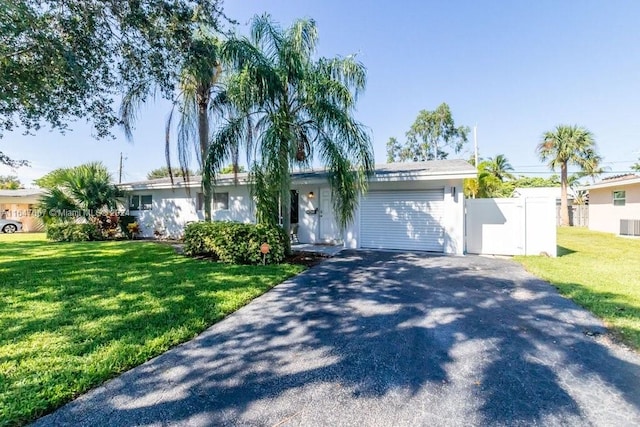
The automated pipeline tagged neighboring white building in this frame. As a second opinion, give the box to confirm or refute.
[581,174,640,236]
[0,189,46,231]
[118,159,477,254]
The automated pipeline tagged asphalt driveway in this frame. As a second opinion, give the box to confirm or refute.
[35,250,640,426]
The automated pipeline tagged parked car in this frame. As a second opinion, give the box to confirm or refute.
[0,219,22,233]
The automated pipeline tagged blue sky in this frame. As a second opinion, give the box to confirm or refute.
[2,0,640,185]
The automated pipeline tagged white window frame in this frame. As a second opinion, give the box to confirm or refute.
[613,190,626,206]
[130,194,153,211]
[213,192,229,210]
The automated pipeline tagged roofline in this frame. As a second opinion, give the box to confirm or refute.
[579,177,640,191]
[119,169,477,191]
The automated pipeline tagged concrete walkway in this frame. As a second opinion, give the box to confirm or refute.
[34,251,640,426]
[291,243,344,256]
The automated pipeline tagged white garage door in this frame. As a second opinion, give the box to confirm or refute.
[360,189,445,252]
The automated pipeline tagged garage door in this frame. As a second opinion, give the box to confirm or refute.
[360,189,445,252]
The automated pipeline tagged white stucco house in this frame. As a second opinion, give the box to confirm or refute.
[581,174,640,236]
[118,159,477,254]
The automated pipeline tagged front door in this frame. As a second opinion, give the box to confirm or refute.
[319,188,338,243]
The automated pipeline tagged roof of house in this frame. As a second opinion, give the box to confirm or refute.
[119,159,477,190]
[512,187,573,199]
[0,189,44,198]
[579,174,640,191]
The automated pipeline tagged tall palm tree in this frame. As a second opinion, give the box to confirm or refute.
[485,154,515,182]
[537,125,599,226]
[121,34,226,221]
[35,162,120,223]
[211,15,374,238]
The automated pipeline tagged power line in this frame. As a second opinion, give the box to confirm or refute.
[509,170,636,175]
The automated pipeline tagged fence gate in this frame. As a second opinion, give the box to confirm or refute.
[465,197,557,257]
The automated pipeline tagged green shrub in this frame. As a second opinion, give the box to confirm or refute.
[91,214,121,239]
[118,215,138,239]
[183,221,288,264]
[46,223,103,242]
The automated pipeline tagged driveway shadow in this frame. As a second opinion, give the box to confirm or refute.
[34,251,640,426]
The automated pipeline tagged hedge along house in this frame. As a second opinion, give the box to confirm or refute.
[118,159,477,254]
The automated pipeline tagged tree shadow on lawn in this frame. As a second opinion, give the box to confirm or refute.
[33,251,640,426]
[0,241,299,424]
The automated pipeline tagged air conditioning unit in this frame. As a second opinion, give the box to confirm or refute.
[620,219,640,237]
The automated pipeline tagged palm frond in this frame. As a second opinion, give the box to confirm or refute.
[119,81,154,142]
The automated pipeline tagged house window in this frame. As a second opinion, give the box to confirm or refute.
[196,193,204,211]
[613,191,626,206]
[213,192,229,210]
[130,195,153,211]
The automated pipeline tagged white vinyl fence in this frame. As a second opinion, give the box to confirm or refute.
[465,197,557,257]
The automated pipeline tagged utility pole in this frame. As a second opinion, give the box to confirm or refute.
[119,152,124,184]
[473,125,479,167]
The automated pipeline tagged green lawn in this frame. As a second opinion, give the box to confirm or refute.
[0,233,303,426]
[516,227,640,350]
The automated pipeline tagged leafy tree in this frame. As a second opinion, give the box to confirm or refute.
[213,15,374,240]
[512,175,560,188]
[537,125,600,226]
[0,151,29,167]
[464,160,503,198]
[485,154,515,181]
[122,34,227,221]
[631,157,640,172]
[1,1,226,140]
[35,162,120,222]
[387,103,469,162]
[0,175,22,189]
[146,167,195,180]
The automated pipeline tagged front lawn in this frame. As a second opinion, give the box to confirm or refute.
[0,233,303,426]
[516,227,640,350]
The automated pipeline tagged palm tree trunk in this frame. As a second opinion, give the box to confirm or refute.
[198,99,212,222]
[560,162,570,226]
[280,186,292,256]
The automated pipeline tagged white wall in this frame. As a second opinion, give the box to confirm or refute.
[465,197,557,257]
[130,186,254,238]
[343,179,466,255]
[293,184,321,244]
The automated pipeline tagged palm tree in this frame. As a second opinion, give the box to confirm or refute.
[121,34,226,221]
[35,162,120,223]
[485,154,515,182]
[211,15,374,238]
[537,125,600,226]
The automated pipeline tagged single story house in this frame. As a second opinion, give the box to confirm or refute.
[0,189,45,232]
[581,174,640,236]
[118,159,477,254]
